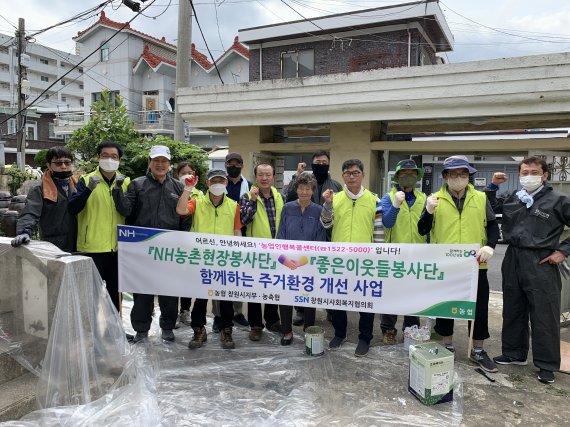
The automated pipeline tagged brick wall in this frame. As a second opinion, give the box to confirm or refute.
[249,29,435,81]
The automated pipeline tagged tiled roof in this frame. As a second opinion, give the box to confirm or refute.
[74,11,176,49]
[140,44,176,69]
[191,43,213,70]
[228,36,249,59]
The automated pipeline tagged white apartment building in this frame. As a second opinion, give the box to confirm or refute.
[0,33,83,111]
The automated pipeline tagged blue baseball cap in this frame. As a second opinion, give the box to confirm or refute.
[443,155,477,174]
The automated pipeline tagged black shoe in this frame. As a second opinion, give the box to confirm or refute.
[233,313,249,327]
[470,350,498,373]
[133,331,148,343]
[280,333,294,346]
[212,316,221,333]
[126,333,134,342]
[328,336,345,350]
[493,354,527,366]
[292,311,304,326]
[355,339,370,357]
[268,321,282,332]
[538,369,555,384]
[161,329,175,342]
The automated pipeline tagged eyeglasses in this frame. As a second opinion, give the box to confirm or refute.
[446,172,469,179]
[100,154,120,160]
[51,160,72,166]
[342,170,362,178]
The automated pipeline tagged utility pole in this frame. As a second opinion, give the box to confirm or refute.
[16,18,26,171]
[174,0,192,142]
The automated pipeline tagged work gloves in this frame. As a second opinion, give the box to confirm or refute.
[87,176,101,191]
[115,174,126,188]
[477,246,494,263]
[393,191,405,208]
[11,233,30,247]
[426,195,439,214]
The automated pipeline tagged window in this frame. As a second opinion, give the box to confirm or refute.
[61,96,67,102]
[92,90,120,106]
[40,58,49,65]
[78,67,83,73]
[41,75,49,82]
[49,122,63,139]
[100,42,109,62]
[281,50,314,78]
[44,94,50,99]
[25,122,37,141]
[79,83,84,89]
[80,98,84,107]
[60,62,66,68]
[61,80,66,86]
[7,118,17,134]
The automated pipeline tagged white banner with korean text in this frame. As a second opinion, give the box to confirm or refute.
[118,225,480,320]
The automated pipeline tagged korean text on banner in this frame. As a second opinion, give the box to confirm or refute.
[118,225,479,320]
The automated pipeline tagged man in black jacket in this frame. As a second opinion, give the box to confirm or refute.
[113,145,192,343]
[487,157,570,384]
[11,147,77,252]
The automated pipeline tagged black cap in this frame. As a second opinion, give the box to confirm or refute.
[225,152,243,163]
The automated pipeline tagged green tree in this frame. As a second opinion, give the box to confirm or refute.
[66,89,140,172]
[124,135,209,191]
[34,149,48,170]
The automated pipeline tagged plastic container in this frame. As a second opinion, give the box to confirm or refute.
[305,326,325,356]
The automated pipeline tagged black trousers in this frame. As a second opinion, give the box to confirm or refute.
[331,310,375,344]
[191,299,234,329]
[131,293,178,332]
[280,305,316,334]
[180,297,192,312]
[501,246,561,371]
[380,314,420,333]
[87,252,120,313]
[435,269,490,341]
[248,303,279,329]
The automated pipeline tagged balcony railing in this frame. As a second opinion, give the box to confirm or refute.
[53,110,175,136]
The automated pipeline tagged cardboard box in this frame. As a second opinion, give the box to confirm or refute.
[408,342,454,406]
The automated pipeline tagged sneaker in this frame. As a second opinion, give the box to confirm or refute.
[382,328,397,345]
[212,316,221,333]
[249,327,263,341]
[470,350,498,373]
[233,314,249,327]
[292,311,304,326]
[161,329,175,342]
[178,310,191,326]
[538,369,555,384]
[188,327,207,349]
[268,321,282,333]
[133,331,148,343]
[355,339,370,357]
[220,327,236,349]
[328,336,345,350]
[493,354,527,366]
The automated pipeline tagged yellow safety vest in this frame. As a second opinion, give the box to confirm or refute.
[191,192,237,235]
[246,186,283,238]
[384,187,427,244]
[331,189,376,243]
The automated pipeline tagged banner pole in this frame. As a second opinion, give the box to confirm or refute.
[467,319,475,358]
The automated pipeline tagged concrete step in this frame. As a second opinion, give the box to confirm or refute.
[0,372,37,422]
[0,351,27,385]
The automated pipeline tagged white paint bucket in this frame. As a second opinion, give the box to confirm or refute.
[305,326,325,356]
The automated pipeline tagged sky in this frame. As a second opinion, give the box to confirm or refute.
[1,0,570,64]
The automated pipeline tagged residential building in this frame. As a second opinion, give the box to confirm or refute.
[54,11,249,148]
[0,33,82,166]
[177,0,570,195]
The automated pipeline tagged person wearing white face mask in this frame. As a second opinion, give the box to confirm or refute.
[487,157,570,384]
[69,141,130,315]
[418,155,500,373]
[176,168,242,349]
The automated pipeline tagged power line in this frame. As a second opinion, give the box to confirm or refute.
[0,0,159,127]
[189,0,225,84]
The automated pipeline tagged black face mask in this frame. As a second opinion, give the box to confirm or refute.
[51,170,73,180]
[311,163,329,183]
[227,165,242,178]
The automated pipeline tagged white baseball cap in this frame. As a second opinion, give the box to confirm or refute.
[149,145,171,160]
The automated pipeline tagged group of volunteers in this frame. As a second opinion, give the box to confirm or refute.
[11,141,570,384]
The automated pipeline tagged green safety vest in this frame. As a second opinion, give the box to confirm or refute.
[191,192,237,235]
[246,186,283,238]
[431,184,488,269]
[77,169,130,252]
[384,187,427,244]
[331,189,376,243]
